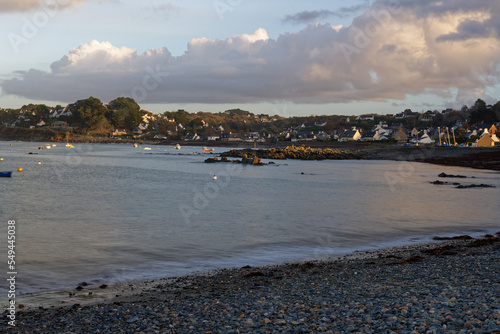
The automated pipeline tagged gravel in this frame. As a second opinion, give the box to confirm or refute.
[2,235,500,333]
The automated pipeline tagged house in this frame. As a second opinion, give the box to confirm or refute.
[361,131,380,141]
[206,134,219,141]
[51,121,68,127]
[138,121,149,131]
[477,134,495,147]
[110,129,127,137]
[316,131,330,140]
[291,133,307,142]
[305,133,316,141]
[465,129,478,139]
[244,132,260,142]
[392,128,408,143]
[330,130,344,140]
[50,107,72,118]
[419,114,434,122]
[154,134,167,140]
[36,120,46,127]
[220,132,241,141]
[166,126,178,135]
[185,133,200,141]
[372,122,392,137]
[416,132,434,145]
[338,129,361,142]
[356,114,376,121]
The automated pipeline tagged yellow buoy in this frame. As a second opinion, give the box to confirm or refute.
[38,162,42,165]
[18,167,23,172]
[0,158,3,161]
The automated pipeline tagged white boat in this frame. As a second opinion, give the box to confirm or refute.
[45,144,51,149]
[144,147,152,151]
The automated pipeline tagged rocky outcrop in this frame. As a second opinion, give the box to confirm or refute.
[221,146,360,161]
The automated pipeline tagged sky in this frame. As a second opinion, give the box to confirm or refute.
[1,0,499,117]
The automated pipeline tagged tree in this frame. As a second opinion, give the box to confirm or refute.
[469,99,498,124]
[69,97,110,132]
[107,97,142,131]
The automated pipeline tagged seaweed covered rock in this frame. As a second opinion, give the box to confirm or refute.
[221,146,360,161]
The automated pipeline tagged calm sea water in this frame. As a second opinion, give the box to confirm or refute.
[0,141,499,295]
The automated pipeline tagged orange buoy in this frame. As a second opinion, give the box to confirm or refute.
[18,167,23,172]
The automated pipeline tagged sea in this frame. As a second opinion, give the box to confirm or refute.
[0,141,499,296]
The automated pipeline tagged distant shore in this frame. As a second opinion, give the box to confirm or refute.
[4,234,499,332]
[3,135,499,171]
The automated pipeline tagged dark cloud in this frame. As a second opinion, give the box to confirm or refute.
[282,10,338,25]
[437,19,494,42]
[283,2,370,24]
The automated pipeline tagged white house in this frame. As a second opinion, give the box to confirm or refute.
[361,131,380,141]
[339,129,362,142]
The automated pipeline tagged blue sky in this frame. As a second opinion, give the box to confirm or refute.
[1,0,499,117]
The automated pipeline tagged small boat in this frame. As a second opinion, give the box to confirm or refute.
[45,144,51,149]
[133,143,138,148]
[0,171,12,177]
[174,144,181,150]
[65,143,71,147]
[144,147,152,151]
[204,148,212,152]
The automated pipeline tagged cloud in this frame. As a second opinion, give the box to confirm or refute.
[283,3,370,25]
[144,3,181,19]
[2,0,500,106]
[0,0,104,12]
[283,10,338,25]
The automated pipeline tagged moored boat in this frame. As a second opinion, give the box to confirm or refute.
[0,171,12,177]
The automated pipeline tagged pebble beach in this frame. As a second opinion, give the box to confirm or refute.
[2,234,499,333]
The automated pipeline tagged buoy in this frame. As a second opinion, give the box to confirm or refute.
[38,162,42,165]
[18,167,23,172]
[0,158,3,161]
[213,175,218,180]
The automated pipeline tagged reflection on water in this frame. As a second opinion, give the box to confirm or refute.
[0,141,499,294]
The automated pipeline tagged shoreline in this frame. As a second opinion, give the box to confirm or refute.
[3,138,499,171]
[4,234,499,332]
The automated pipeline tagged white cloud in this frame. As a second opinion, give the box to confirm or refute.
[0,0,102,12]
[2,0,500,106]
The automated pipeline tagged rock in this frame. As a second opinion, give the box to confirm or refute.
[438,172,467,178]
[456,184,496,189]
[126,316,139,323]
